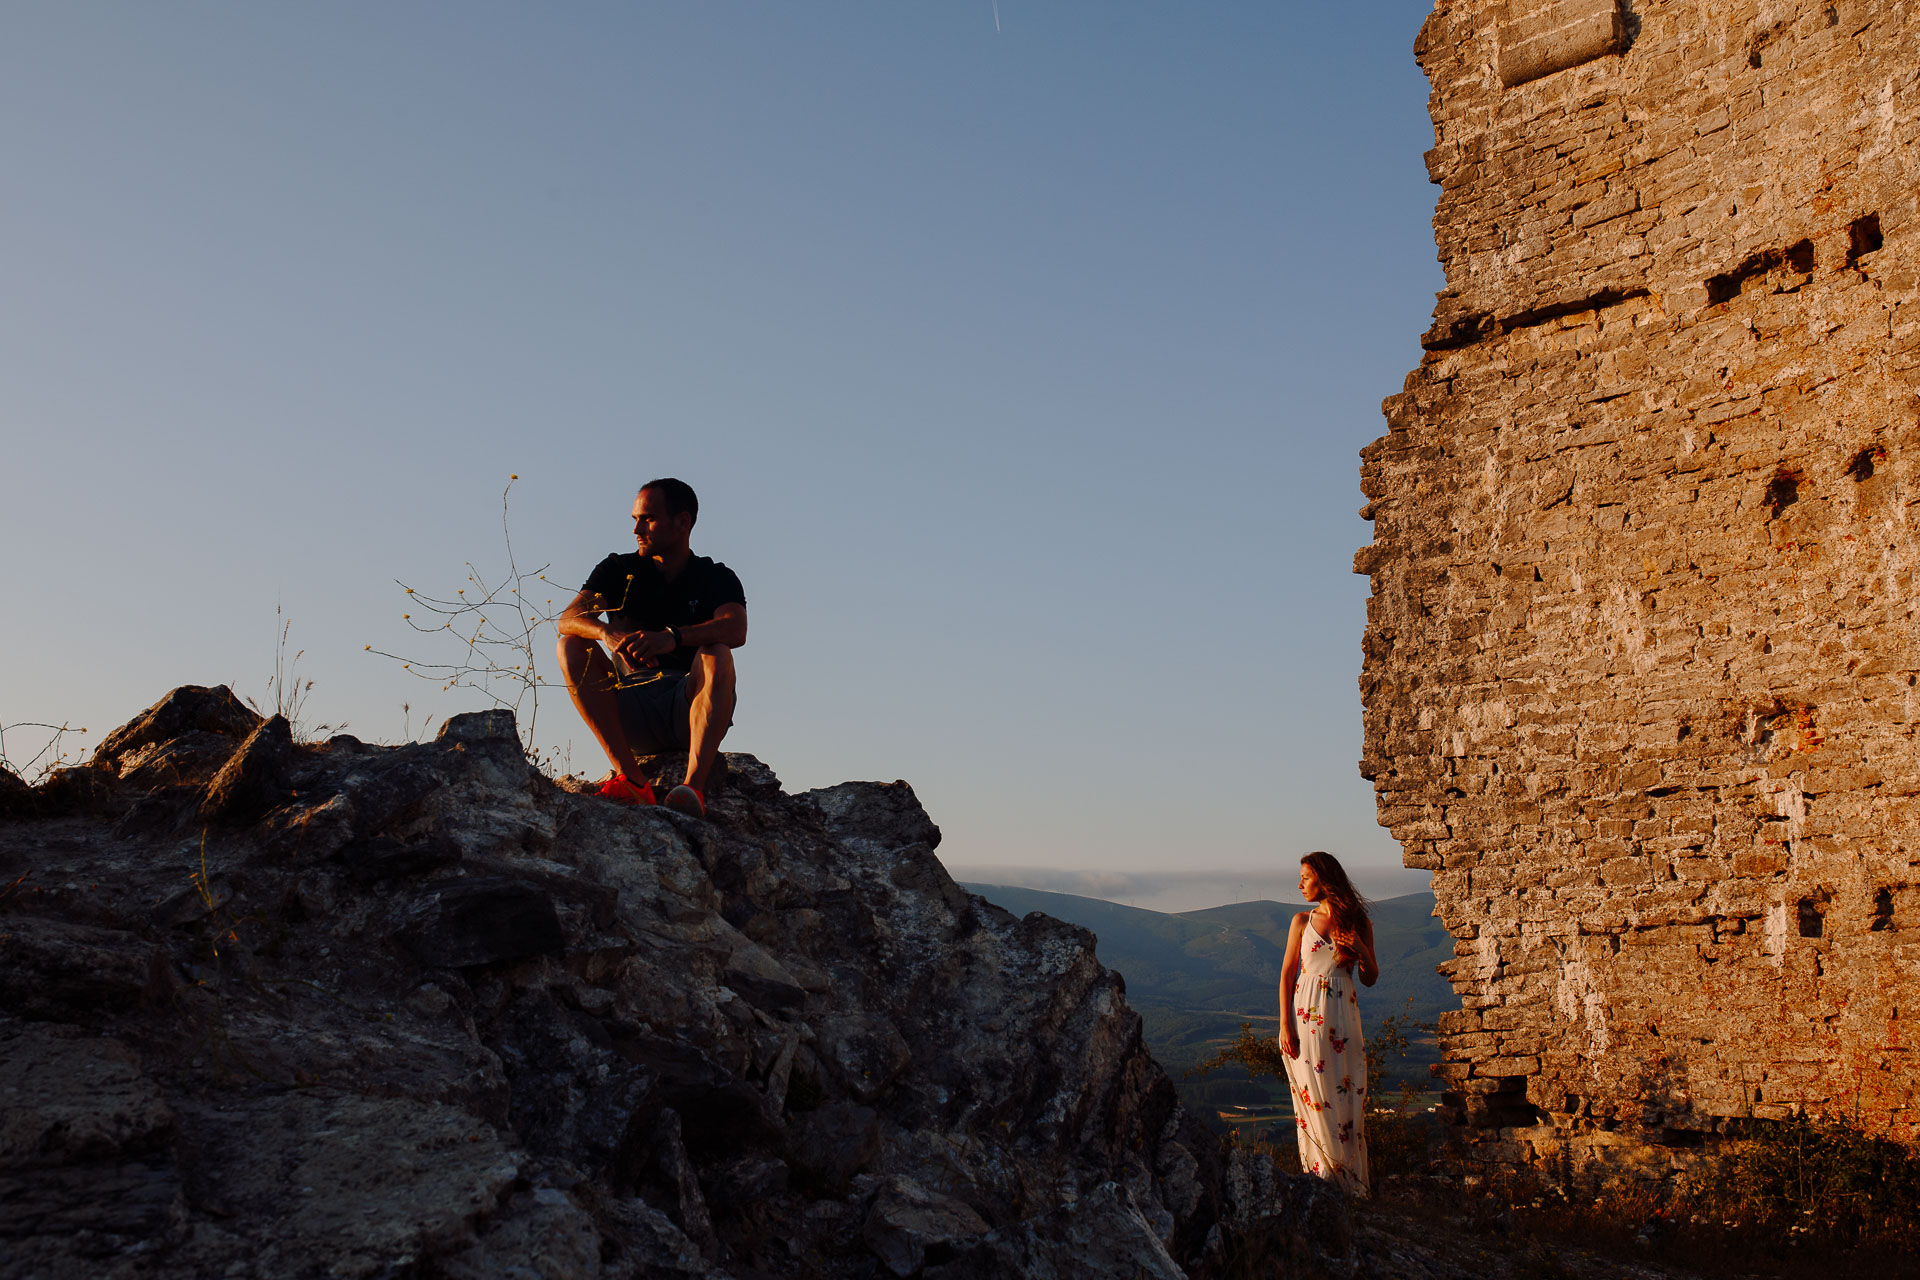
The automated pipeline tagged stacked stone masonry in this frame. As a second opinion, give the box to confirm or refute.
[1358,0,1920,1183]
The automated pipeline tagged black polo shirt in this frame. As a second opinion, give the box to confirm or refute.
[581,553,746,675]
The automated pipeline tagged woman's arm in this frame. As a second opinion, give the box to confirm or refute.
[1279,912,1307,1058]
[1353,916,1379,987]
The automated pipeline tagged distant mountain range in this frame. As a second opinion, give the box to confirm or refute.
[961,884,1456,1120]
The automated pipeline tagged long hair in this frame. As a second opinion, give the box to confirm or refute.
[1300,851,1369,966]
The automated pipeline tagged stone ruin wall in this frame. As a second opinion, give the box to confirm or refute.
[1357,0,1920,1184]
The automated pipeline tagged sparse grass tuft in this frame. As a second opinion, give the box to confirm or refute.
[247,600,340,742]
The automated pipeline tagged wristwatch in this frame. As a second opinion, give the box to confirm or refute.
[666,626,683,648]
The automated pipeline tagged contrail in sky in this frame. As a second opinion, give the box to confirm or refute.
[992,1,1001,33]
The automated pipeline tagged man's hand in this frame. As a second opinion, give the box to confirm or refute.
[612,629,676,668]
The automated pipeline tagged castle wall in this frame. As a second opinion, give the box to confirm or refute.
[1358,0,1920,1182]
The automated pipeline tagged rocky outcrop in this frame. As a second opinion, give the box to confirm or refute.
[1360,0,1920,1185]
[0,687,1333,1278]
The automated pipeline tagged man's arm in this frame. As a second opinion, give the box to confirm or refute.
[623,602,746,664]
[558,594,747,666]
[624,602,747,663]
[557,588,652,667]
[675,602,747,651]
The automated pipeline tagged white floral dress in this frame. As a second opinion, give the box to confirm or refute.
[1282,917,1369,1194]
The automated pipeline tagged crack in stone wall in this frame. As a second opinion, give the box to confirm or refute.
[1359,0,1920,1184]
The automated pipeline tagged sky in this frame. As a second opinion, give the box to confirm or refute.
[1,2,1444,912]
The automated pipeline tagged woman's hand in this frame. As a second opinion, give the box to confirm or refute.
[1280,1026,1300,1059]
[1332,923,1380,986]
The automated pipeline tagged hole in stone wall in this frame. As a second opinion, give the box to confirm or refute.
[1872,887,1894,931]
[1846,447,1880,481]
[1485,1097,1549,1128]
[1618,0,1642,49]
[1500,288,1650,337]
[1707,248,1784,304]
[1765,472,1801,520]
[1797,898,1825,938]
[1847,214,1883,267]
[1787,239,1815,273]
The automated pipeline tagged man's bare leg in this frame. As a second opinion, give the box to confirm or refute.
[680,643,736,793]
[555,634,644,779]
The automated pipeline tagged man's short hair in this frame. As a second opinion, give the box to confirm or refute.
[641,477,699,525]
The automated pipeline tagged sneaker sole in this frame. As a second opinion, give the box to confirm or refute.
[664,787,705,819]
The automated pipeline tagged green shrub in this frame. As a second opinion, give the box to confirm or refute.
[1697,1113,1920,1248]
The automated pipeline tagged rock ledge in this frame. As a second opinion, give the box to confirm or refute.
[0,688,1329,1278]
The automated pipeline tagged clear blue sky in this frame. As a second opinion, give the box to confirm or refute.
[1,2,1442,908]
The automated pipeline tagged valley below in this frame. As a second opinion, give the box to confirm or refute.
[961,884,1454,1138]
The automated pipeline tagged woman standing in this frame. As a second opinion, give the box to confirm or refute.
[1279,851,1379,1195]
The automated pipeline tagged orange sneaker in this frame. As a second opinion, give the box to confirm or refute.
[594,773,658,807]
[664,784,706,819]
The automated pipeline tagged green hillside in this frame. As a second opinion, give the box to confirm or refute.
[961,884,1456,1130]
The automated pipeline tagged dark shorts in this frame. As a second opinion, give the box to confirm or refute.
[614,669,692,755]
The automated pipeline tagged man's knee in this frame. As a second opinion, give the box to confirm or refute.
[695,643,735,676]
[556,634,601,682]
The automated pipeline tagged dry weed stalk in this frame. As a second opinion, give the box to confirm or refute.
[0,720,89,785]
[366,476,563,764]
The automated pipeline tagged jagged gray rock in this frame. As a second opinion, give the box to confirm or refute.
[0,690,1359,1278]
[198,713,294,824]
[92,684,262,778]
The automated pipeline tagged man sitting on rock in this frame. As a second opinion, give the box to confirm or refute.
[556,477,746,818]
